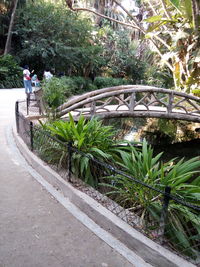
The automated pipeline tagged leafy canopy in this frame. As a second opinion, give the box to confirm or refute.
[13,0,103,76]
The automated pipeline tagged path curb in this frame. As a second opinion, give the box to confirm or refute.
[13,129,196,267]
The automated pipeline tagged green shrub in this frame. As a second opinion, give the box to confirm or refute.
[42,76,99,111]
[67,76,94,94]
[87,83,98,91]
[55,76,97,95]
[43,114,118,187]
[144,65,174,88]
[0,54,23,88]
[42,77,73,109]
[94,77,130,89]
[102,139,200,257]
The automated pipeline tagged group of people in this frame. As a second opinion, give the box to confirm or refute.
[23,65,53,94]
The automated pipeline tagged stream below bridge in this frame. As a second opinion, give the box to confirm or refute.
[104,117,200,161]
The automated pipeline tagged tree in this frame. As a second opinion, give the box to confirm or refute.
[96,27,146,81]
[65,0,200,92]
[4,0,19,54]
[143,0,200,92]
[13,0,104,77]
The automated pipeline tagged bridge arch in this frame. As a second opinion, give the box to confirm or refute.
[56,85,200,123]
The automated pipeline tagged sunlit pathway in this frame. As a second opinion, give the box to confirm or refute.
[0,89,134,267]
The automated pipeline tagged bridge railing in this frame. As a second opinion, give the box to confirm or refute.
[15,110,200,265]
[56,86,200,123]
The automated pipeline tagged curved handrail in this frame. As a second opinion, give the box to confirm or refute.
[56,85,200,122]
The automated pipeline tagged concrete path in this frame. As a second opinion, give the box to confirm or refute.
[0,89,134,267]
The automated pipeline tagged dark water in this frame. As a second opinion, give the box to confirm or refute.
[103,117,200,161]
[153,139,200,161]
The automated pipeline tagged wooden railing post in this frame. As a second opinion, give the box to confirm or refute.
[167,91,174,114]
[129,92,136,111]
[90,101,96,115]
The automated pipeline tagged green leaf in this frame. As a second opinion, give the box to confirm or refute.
[90,147,111,159]
[145,15,163,23]
[169,0,180,9]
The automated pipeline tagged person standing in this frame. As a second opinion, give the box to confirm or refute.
[43,69,53,81]
[23,65,33,94]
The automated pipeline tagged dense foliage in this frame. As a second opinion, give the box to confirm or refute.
[67,0,200,92]
[142,0,200,92]
[102,139,200,256]
[0,54,22,88]
[0,0,177,89]
[34,117,200,258]
[42,77,70,109]
[37,114,118,186]
[13,1,104,78]
[96,27,146,82]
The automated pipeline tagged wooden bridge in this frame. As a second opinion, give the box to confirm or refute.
[56,85,200,123]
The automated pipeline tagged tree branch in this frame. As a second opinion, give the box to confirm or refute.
[153,34,171,50]
[72,7,141,30]
[113,0,145,33]
[160,0,172,20]
[149,38,173,72]
[147,1,159,16]
[67,2,173,72]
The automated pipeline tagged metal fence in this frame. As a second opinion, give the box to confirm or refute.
[15,100,34,150]
[15,101,200,264]
[16,94,42,117]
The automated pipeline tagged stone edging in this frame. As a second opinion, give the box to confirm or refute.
[13,129,196,267]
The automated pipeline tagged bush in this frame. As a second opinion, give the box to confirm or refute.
[42,76,99,110]
[0,54,23,88]
[102,139,200,257]
[42,77,71,109]
[144,65,174,88]
[53,76,97,95]
[42,114,117,187]
[94,77,130,89]
[66,76,95,94]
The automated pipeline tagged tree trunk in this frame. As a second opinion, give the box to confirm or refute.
[191,0,200,32]
[4,0,19,55]
[95,0,106,26]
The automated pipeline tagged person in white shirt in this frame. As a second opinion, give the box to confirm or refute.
[43,69,53,81]
[23,65,33,94]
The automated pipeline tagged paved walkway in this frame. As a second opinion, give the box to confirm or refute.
[0,89,133,267]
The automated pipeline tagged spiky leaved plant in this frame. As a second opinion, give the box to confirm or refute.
[43,113,119,187]
[101,139,200,258]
